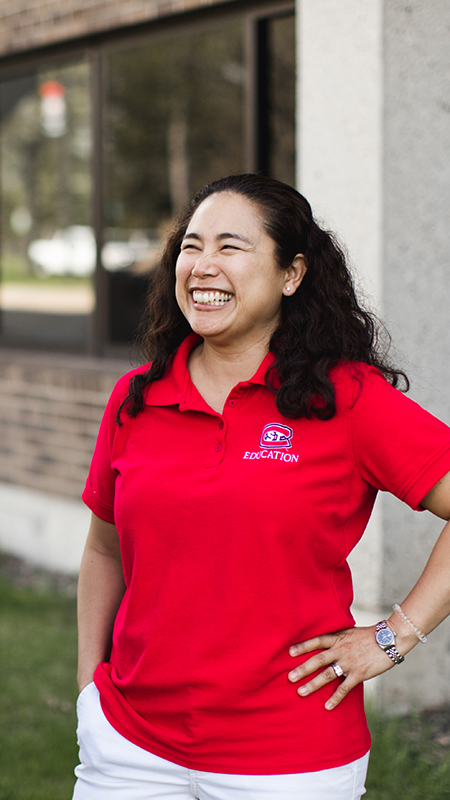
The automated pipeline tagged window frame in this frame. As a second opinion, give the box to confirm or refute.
[0,0,295,357]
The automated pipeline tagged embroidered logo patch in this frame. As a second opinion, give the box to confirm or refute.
[259,423,293,449]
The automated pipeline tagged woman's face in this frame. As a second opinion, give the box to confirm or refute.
[175,192,292,350]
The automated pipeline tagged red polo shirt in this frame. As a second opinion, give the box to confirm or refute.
[83,333,450,774]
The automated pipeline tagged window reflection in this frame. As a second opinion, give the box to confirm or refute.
[0,11,296,354]
[104,20,246,344]
[0,61,93,351]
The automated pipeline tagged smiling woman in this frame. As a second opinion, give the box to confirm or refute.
[174,192,306,401]
[73,173,450,800]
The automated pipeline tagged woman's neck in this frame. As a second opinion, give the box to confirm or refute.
[188,338,270,413]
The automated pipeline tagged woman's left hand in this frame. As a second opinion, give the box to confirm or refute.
[288,626,397,710]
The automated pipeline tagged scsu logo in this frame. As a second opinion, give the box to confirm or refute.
[259,423,293,449]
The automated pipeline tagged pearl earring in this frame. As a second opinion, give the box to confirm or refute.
[286,287,291,292]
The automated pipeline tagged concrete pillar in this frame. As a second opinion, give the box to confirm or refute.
[296,0,384,304]
[296,0,450,711]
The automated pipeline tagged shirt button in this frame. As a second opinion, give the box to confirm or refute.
[228,399,237,407]
[215,444,222,452]
[219,420,224,429]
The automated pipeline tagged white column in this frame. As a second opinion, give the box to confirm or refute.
[296,0,384,307]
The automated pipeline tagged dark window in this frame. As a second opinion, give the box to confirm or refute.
[0,6,295,355]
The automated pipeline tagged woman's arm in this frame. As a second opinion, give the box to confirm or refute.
[393,469,450,637]
[77,512,126,693]
[288,470,450,710]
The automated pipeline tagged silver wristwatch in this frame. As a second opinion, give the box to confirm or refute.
[375,620,405,665]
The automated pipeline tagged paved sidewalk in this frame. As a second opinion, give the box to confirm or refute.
[0,284,94,313]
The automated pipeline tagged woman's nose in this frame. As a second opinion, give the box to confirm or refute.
[190,252,220,277]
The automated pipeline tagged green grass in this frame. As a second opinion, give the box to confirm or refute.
[0,253,34,282]
[0,576,78,800]
[1,570,450,799]
[366,710,450,799]
[1,253,90,286]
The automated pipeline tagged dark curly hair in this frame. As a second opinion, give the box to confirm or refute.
[119,173,408,422]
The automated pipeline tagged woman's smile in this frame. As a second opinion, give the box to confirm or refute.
[191,289,233,307]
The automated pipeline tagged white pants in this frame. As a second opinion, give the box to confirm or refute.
[73,683,369,800]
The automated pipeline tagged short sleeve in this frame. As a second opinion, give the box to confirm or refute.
[82,372,134,523]
[348,367,450,510]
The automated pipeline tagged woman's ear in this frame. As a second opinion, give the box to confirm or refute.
[282,254,307,296]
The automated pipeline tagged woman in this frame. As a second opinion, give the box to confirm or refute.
[73,173,450,800]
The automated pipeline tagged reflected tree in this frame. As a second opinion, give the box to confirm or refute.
[105,22,246,232]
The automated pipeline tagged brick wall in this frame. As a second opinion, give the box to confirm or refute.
[0,0,235,57]
[0,349,127,499]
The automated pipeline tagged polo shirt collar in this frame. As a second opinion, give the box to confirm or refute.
[144,332,278,411]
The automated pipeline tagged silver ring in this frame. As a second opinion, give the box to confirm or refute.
[332,663,344,678]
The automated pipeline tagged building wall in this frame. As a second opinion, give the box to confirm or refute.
[0,0,235,56]
[0,482,91,573]
[0,348,126,499]
[0,348,127,573]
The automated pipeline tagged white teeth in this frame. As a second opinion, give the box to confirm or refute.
[192,290,232,306]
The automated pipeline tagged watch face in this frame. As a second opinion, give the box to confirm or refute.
[376,628,395,647]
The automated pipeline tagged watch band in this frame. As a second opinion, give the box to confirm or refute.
[384,646,405,665]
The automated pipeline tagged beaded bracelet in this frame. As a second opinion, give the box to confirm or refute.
[392,603,428,643]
